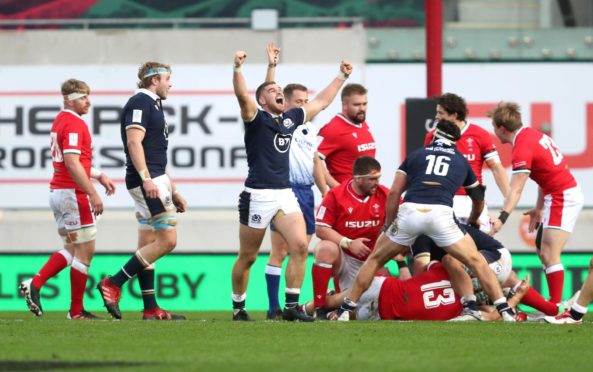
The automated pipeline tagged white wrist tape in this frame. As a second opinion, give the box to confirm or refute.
[90,167,102,179]
[337,71,349,81]
[339,237,353,249]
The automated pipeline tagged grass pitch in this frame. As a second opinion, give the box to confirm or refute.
[0,311,591,372]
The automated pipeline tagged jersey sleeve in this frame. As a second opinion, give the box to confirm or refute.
[511,144,532,175]
[284,107,306,132]
[397,155,410,176]
[317,124,336,159]
[479,130,500,162]
[315,190,338,228]
[123,97,153,132]
[59,119,86,156]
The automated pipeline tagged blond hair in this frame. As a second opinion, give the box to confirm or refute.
[137,62,171,89]
[488,102,523,131]
[61,79,90,96]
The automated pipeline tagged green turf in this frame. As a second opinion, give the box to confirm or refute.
[0,311,591,372]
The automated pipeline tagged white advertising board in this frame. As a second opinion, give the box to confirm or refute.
[0,63,591,208]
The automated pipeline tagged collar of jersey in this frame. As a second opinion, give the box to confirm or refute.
[136,88,160,102]
[346,180,370,203]
[512,126,526,146]
[337,114,363,128]
[61,109,82,119]
[459,121,470,135]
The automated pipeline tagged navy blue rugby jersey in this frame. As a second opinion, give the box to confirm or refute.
[244,107,305,189]
[399,139,478,207]
[121,89,169,189]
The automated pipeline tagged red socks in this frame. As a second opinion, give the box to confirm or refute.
[312,263,333,308]
[32,249,71,289]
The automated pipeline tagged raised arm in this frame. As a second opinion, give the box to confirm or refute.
[232,51,258,122]
[264,42,280,83]
[303,60,353,121]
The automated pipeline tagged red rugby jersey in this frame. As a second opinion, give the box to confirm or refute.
[317,114,376,184]
[315,180,388,261]
[50,110,93,190]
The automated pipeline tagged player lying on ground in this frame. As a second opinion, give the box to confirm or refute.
[302,261,529,321]
[416,224,570,318]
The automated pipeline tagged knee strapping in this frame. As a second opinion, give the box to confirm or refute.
[68,226,97,244]
[148,214,177,230]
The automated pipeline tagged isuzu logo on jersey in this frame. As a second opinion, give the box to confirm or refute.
[357,143,376,152]
[274,133,292,153]
[344,220,380,228]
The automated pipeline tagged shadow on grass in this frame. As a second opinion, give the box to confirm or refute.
[0,360,155,371]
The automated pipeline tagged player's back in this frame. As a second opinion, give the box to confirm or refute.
[426,124,498,196]
[378,264,463,320]
[400,140,477,207]
[513,127,576,194]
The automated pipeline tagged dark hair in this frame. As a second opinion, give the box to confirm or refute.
[256,81,277,104]
[434,93,467,122]
[353,156,381,176]
[435,119,461,142]
[283,83,307,99]
[341,83,367,102]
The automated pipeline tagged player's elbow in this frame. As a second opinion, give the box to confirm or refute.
[466,184,486,201]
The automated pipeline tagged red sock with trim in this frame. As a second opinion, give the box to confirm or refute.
[32,250,70,289]
[520,287,558,316]
[69,259,89,316]
[545,265,564,304]
[312,263,333,308]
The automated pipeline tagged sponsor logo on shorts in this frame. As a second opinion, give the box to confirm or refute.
[251,214,262,224]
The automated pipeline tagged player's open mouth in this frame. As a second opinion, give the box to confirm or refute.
[276,97,284,104]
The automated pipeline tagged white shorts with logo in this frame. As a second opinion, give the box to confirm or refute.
[543,186,584,232]
[49,188,96,231]
[453,195,491,233]
[469,247,512,285]
[356,276,386,321]
[337,253,365,291]
[385,202,464,248]
[488,248,513,285]
[128,174,176,219]
[238,187,302,228]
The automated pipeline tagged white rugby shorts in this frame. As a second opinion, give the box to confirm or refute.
[336,253,365,291]
[238,187,302,228]
[128,174,176,219]
[453,195,491,233]
[356,276,386,321]
[49,188,95,231]
[543,186,584,232]
[385,202,465,248]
